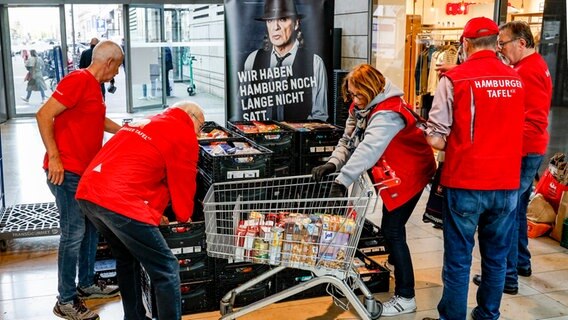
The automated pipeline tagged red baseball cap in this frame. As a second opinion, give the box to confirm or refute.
[460,17,499,42]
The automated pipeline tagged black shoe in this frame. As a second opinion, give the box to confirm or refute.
[517,267,532,277]
[472,274,518,295]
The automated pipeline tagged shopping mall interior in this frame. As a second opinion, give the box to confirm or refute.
[0,1,567,319]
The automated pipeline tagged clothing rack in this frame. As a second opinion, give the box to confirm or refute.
[413,29,461,116]
[416,30,462,45]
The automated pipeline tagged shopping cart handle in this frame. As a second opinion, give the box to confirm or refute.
[373,177,401,190]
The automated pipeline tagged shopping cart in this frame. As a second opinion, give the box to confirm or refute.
[203,174,397,320]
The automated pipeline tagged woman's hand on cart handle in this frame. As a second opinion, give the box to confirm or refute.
[312,163,336,182]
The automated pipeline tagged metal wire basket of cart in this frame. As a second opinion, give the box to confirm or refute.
[203,174,396,320]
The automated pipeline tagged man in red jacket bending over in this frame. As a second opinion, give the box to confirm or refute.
[76,101,205,320]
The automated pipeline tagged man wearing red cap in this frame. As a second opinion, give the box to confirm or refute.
[471,20,553,295]
[424,17,525,320]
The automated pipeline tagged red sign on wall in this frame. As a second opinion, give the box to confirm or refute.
[446,2,471,15]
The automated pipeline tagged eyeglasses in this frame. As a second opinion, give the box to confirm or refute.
[498,38,518,49]
[190,112,204,131]
[346,91,365,100]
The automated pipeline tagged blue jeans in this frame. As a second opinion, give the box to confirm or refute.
[506,154,543,287]
[47,171,99,303]
[78,200,181,320]
[438,188,518,320]
[381,190,422,298]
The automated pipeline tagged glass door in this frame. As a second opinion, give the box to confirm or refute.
[65,4,127,114]
[164,6,194,101]
[7,6,64,116]
[127,5,165,111]
[0,39,8,123]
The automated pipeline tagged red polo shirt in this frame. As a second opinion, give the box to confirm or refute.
[43,69,106,175]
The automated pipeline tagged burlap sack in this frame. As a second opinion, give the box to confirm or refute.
[527,193,556,224]
[551,191,568,241]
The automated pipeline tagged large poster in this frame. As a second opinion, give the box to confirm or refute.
[225,0,334,122]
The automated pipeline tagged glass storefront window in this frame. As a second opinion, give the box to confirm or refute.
[66,4,127,114]
[8,6,62,116]
[372,0,496,114]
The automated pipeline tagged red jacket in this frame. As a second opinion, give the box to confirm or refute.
[442,50,525,190]
[76,108,199,225]
[514,52,553,155]
[370,97,436,210]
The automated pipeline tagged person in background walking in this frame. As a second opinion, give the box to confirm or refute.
[21,49,48,103]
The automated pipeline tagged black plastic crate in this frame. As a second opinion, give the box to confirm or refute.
[180,279,217,314]
[141,270,216,316]
[96,234,113,260]
[198,122,241,143]
[354,250,390,294]
[191,172,213,222]
[177,252,213,282]
[272,154,296,177]
[227,121,295,156]
[213,259,274,308]
[232,279,273,308]
[358,219,389,256]
[96,242,113,260]
[274,269,328,301]
[198,138,273,182]
[278,120,343,156]
[160,221,206,255]
[296,153,333,175]
[94,259,117,285]
[213,258,272,284]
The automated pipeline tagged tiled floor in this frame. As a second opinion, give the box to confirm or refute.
[1,106,568,320]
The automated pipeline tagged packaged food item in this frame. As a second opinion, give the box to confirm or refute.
[280,222,296,266]
[251,238,269,263]
[269,227,284,265]
[235,124,259,133]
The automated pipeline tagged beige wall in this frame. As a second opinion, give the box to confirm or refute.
[334,0,371,70]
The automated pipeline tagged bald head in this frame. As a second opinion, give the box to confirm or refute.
[171,101,205,134]
[87,40,124,83]
[92,40,123,64]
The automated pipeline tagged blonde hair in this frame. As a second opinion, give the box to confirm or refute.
[342,64,386,103]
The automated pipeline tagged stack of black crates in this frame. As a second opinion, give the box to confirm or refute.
[94,235,118,286]
[227,121,295,177]
[193,121,273,221]
[141,219,216,316]
[278,120,343,175]
[141,119,392,317]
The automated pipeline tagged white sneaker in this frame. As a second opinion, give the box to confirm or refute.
[77,283,120,299]
[381,295,416,316]
[53,298,99,320]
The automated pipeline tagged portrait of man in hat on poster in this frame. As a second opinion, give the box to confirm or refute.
[226,0,332,122]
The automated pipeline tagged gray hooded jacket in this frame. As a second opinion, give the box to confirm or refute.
[329,79,405,188]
